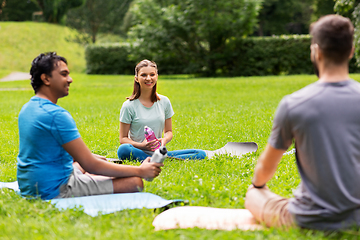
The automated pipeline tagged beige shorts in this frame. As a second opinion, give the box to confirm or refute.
[245,185,295,228]
[56,166,114,198]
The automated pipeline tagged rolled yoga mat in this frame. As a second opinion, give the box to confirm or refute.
[153,206,262,231]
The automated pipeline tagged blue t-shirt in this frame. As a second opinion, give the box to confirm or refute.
[17,96,81,199]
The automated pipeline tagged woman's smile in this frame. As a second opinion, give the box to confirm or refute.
[136,66,158,89]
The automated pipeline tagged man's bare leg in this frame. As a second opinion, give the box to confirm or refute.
[112,177,144,193]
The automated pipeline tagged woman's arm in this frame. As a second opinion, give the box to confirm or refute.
[119,122,142,148]
[160,117,173,146]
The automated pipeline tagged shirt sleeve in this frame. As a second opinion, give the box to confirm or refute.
[161,96,175,119]
[52,110,81,145]
[268,97,293,150]
[120,100,133,124]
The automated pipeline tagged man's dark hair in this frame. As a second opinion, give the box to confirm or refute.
[310,14,354,65]
[30,52,67,93]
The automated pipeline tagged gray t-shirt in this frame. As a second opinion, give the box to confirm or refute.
[120,94,174,155]
[269,79,360,230]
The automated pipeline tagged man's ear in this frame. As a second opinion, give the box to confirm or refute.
[40,73,51,86]
[349,46,355,59]
[313,44,323,61]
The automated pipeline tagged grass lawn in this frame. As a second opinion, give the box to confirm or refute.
[1,73,360,239]
[0,22,85,73]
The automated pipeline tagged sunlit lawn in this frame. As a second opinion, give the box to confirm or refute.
[1,73,359,239]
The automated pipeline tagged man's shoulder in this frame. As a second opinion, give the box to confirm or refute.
[282,81,324,110]
[21,97,66,115]
[39,99,68,116]
[348,78,360,92]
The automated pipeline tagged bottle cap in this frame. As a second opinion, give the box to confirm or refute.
[159,146,168,155]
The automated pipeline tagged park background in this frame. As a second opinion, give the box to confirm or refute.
[1,0,360,239]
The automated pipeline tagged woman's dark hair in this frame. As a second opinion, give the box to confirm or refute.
[30,52,67,93]
[310,14,354,64]
[127,59,160,102]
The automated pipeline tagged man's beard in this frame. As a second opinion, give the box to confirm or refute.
[312,58,319,78]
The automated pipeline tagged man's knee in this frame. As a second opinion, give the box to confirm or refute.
[245,185,294,228]
[132,177,144,192]
[245,185,274,222]
[112,176,144,193]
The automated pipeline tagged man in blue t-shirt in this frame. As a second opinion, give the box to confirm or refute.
[17,52,163,200]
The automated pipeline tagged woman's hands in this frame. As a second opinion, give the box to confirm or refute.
[140,138,161,151]
[139,157,163,178]
[121,122,161,151]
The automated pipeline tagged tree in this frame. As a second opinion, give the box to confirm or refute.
[255,0,314,36]
[0,0,40,21]
[313,0,335,19]
[335,0,360,66]
[66,0,133,43]
[127,0,263,76]
[32,0,84,23]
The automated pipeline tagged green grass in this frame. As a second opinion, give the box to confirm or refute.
[0,22,86,73]
[1,74,360,239]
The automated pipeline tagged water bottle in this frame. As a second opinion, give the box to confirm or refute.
[145,146,168,182]
[144,126,161,150]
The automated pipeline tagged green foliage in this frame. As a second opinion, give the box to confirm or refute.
[85,43,135,74]
[32,0,84,23]
[225,35,313,76]
[66,0,133,43]
[84,35,360,76]
[335,0,360,67]
[256,0,313,36]
[0,22,86,73]
[228,35,359,75]
[0,0,40,21]
[127,0,263,76]
[334,0,360,17]
[312,0,335,19]
[2,74,360,238]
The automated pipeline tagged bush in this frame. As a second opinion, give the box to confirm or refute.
[85,36,360,76]
[224,35,360,76]
[85,43,135,74]
[224,35,313,76]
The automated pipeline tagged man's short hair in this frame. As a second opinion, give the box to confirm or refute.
[30,52,67,93]
[310,14,354,64]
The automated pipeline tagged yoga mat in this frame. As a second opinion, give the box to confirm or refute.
[108,142,258,162]
[153,206,263,231]
[0,181,183,217]
[204,142,258,159]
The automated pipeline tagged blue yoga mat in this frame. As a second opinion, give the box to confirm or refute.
[0,181,183,217]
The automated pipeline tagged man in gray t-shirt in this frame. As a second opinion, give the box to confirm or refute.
[245,15,360,230]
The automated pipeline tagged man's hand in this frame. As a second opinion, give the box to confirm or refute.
[92,153,107,161]
[139,157,163,179]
